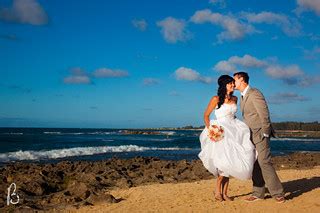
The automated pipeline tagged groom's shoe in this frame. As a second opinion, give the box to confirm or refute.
[274,196,286,203]
[244,196,263,202]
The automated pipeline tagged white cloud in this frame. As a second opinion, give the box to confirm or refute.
[143,78,160,86]
[157,17,192,43]
[132,19,147,31]
[268,92,311,104]
[93,68,129,78]
[209,0,226,8]
[175,67,199,81]
[199,76,214,84]
[213,54,320,87]
[242,11,301,36]
[229,54,266,68]
[214,60,236,73]
[174,67,213,84]
[214,54,266,72]
[70,67,86,76]
[308,33,320,41]
[190,9,256,43]
[265,64,320,87]
[64,67,129,84]
[63,67,91,84]
[263,64,320,86]
[0,0,48,25]
[296,0,320,16]
[303,46,320,60]
[63,76,91,84]
[265,65,304,79]
[298,75,320,87]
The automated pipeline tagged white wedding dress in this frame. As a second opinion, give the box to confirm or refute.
[198,103,256,180]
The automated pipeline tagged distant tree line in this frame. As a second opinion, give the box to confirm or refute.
[180,121,320,131]
[271,121,320,131]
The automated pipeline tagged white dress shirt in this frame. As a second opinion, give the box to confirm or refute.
[241,85,250,97]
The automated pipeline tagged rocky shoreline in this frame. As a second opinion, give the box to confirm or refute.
[0,152,319,212]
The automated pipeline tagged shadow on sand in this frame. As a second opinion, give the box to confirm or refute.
[282,176,320,200]
[233,176,320,200]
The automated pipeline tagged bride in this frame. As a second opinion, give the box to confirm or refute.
[198,75,256,202]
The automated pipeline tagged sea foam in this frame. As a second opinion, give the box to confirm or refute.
[0,145,192,162]
[271,138,320,142]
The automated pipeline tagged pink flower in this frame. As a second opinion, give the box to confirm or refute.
[207,124,224,142]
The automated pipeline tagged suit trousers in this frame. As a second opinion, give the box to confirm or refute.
[251,130,284,198]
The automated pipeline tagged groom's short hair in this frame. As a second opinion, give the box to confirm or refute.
[234,72,249,84]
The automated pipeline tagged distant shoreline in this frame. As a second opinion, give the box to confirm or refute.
[273,130,320,138]
[143,128,320,138]
[1,127,320,138]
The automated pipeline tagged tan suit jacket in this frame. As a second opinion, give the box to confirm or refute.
[240,87,275,143]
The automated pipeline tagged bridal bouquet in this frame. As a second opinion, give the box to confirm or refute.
[207,124,224,142]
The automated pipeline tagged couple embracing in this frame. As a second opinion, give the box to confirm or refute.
[198,72,285,203]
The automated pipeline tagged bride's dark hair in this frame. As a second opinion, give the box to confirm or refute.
[217,75,235,109]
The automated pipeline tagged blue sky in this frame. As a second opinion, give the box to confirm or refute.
[1,0,320,128]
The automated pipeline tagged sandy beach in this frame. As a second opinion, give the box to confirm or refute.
[1,153,319,212]
[70,167,320,213]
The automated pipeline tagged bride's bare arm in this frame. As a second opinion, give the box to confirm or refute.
[204,96,219,128]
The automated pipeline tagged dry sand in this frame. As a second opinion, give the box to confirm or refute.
[65,167,320,213]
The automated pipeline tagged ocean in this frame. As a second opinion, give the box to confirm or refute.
[0,128,319,165]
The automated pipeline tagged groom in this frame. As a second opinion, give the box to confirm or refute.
[233,72,285,203]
